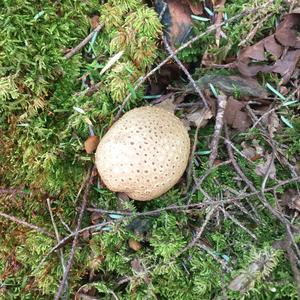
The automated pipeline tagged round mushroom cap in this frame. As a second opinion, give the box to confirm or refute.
[95,106,190,201]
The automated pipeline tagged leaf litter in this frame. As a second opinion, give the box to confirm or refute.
[236,9,300,84]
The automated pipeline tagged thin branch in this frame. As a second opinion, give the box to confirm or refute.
[46,198,67,293]
[221,207,257,240]
[0,211,54,238]
[197,242,232,272]
[54,166,94,300]
[177,206,217,256]
[162,35,208,108]
[209,95,227,166]
[0,188,26,196]
[64,24,103,59]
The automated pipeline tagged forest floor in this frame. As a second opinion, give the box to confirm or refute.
[1,0,300,299]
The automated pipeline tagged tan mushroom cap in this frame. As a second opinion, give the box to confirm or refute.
[95,106,190,201]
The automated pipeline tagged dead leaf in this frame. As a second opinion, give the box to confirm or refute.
[275,12,300,48]
[185,107,213,128]
[241,142,256,160]
[236,11,300,83]
[255,154,276,179]
[84,136,100,154]
[272,49,300,84]
[156,0,193,45]
[266,110,280,137]
[281,189,300,211]
[188,75,268,98]
[155,95,176,113]
[224,98,252,131]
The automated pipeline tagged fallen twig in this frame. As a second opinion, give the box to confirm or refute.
[54,166,94,300]
[0,188,26,196]
[64,24,103,59]
[47,198,67,296]
[162,35,208,108]
[0,211,54,238]
[209,95,227,166]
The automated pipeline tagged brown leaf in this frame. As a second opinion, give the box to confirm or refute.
[266,110,280,137]
[185,107,213,128]
[281,189,300,211]
[241,142,256,160]
[187,0,203,14]
[84,136,100,154]
[272,49,300,84]
[188,75,268,98]
[275,13,300,48]
[255,154,276,179]
[236,11,300,83]
[156,0,193,45]
[264,35,283,59]
[155,95,176,113]
[224,98,251,131]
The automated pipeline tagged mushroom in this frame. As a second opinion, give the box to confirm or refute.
[95,106,190,201]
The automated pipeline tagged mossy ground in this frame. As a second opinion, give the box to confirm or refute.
[1,0,300,299]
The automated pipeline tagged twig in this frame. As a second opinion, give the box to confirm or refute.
[215,0,226,47]
[177,206,217,256]
[162,35,208,108]
[0,188,26,195]
[189,160,232,201]
[86,176,300,217]
[33,220,113,275]
[209,95,227,166]
[238,12,272,47]
[46,198,66,292]
[197,242,232,272]
[54,166,94,300]
[64,24,103,59]
[113,1,273,121]
[0,211,54,238]
[221,207,257,240]
[186,121,203,192]
[224,124,300,255]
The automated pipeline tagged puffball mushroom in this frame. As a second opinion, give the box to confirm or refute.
[95,106,190,201]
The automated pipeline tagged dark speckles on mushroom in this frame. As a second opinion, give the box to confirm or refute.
[95,106,190,201]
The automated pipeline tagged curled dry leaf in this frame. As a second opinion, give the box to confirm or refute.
[266,110,280,138]
[184,107,213,128]
[281,189,300,211]
[156,0,202,45]
[236,10,300,84]
[187,75,268,98]
[255,154,276,180]
[224,98,252,132]
[155,95,177,113]
[84,135,100,154]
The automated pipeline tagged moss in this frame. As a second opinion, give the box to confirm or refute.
[1,0,299,299]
